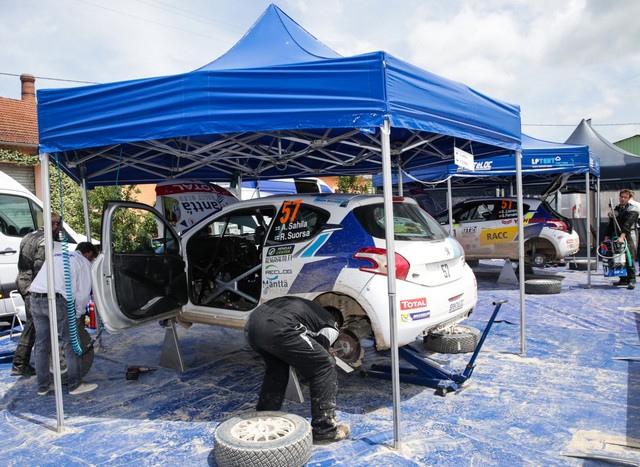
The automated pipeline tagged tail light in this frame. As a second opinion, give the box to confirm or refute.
[353,247,410,280]
[547,219,568,231]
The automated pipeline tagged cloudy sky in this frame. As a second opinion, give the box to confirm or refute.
[2,0,639,144]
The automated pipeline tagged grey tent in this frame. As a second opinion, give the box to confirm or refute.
[565,119,640,190]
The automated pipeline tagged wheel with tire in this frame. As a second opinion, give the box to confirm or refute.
[50,323,94,384]
[214,411,312,467]
[524,279,562,295]
[423,324,481,354]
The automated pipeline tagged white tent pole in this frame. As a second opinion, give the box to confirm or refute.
[380,119,402,449]
[447,178,453,232]
[596,177,601,259]
[397,156,403,196]
[585,172,591,287]
[41,153,65,431]
[80,167,91,241]
[516,150,526,355]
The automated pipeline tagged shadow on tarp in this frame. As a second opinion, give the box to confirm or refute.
[0,326,427,429]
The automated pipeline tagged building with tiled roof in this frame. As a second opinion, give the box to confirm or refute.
[0,74,38,150]
[0,74,39,193]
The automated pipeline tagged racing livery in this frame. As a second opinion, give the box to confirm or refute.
[92,193,477,365]
[435,197,580,267]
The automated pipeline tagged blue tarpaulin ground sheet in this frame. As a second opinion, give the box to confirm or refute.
[1,260,639,466]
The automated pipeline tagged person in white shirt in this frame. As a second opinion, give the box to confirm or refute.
[29,242,98,396]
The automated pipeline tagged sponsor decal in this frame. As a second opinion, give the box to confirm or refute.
[448,294,464,313]
[272,200,313,242]
[480,226,517,245]
[262,264,291,290]
[400,311,431,322]
[266,254,292,263]
[267,245,295,257]
[530,156,565,167]
[155,180,237,232]
[400,297,427,310]
[262,279,289,290]
[474,160,493,171]
[264,264,293,281]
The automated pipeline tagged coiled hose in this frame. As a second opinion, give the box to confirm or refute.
[56,156,83,357]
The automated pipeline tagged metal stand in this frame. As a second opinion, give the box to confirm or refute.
[159,320,185,371]
[365,300,507,396]
[284,366,304,403]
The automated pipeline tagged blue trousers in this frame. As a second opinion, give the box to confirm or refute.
[31,295,82,393]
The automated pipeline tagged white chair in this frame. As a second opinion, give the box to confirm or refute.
[8,290,25,338]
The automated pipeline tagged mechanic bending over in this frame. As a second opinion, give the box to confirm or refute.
[29,242,99,396]
[604,188,639,290]
[244,296,350,444]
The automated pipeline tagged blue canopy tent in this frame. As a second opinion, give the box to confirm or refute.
[35,4,522,439]
[373,134,600,285]
[37,5,520,187]
[374,134,597,184]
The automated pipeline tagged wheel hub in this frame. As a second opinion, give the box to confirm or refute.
[230,416,295,442]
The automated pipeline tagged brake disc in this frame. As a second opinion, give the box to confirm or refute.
[332,329,362,364]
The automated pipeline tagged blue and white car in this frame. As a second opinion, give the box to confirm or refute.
[92,193,477,365]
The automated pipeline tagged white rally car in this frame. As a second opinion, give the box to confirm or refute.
[92,193,477,365]
[434,197,580,267]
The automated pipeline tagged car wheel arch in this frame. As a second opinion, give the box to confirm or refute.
[525,237,557,263]
[313,292,380,347]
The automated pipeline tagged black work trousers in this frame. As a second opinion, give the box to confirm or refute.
[245,311,338,440]
[13,292,36,368]
[626,235,637,283]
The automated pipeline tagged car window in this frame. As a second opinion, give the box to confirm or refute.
[354,202,447,241]
[187,206,276,309]
[109,206,176,255]
[0,194,40,237]
[267,201,330,244]
[455,202,495,222]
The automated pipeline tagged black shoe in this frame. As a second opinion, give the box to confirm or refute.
[11,365,36,377]
[614,278,628,286]
[313,424,351,445]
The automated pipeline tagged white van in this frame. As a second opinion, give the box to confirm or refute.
[0,170,86,317]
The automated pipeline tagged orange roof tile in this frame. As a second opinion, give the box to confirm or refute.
[0,96,38,146]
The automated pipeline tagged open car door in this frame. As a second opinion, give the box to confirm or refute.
[92,201,188,333]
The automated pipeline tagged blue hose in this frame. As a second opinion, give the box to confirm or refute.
[56,156,83,357]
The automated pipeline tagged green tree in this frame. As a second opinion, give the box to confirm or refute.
[48,165,155,243]
[336,175,372,194]
[1,151,157,244]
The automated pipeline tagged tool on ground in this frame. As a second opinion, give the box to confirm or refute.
[0,350,15,365]
[126,365,157,380]
[363,300,506,396]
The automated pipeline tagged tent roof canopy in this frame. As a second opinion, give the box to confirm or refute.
[37,4,521,189]
[375,133,597,186]
[565,119,640,186]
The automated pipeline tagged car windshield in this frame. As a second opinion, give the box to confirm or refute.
[354,202,447,241]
